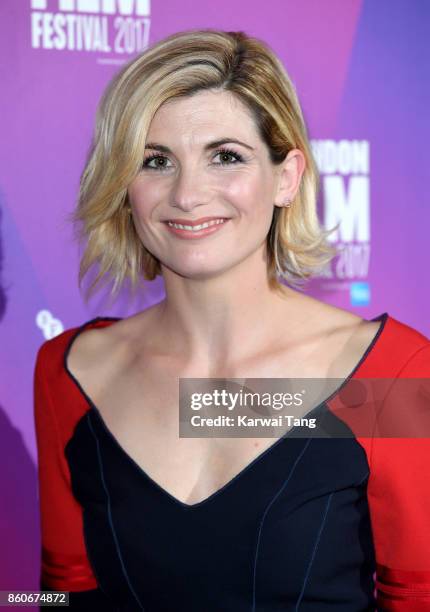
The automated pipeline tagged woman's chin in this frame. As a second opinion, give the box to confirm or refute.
[162,261,232,281]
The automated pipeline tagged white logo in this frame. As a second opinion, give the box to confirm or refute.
[36,309,64,339]
[30,0,151,61]
[311,139,371,282]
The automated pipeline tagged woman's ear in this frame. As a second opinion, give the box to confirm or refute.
[274,149,306,208]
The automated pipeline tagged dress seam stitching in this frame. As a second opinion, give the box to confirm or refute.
[251,437,313,612]
[87,412,145,611]
[295,491,334,610]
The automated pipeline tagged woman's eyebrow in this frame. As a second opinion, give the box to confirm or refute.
[144,138,255,153]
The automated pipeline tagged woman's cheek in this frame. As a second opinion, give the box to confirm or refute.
[221,175,258,205]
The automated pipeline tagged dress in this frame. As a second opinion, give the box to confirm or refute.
[33,312,430,611]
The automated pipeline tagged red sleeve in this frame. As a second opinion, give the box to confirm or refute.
[366,344,430,611]
[33,340,98,593]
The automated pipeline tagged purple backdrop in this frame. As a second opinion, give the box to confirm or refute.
[0,0,428,590]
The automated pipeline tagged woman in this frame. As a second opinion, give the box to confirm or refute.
[34,29,430,610]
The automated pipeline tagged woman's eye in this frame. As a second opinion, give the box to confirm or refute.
[141,148,244,172]
[141,155,171,171]
[213,148,244,165]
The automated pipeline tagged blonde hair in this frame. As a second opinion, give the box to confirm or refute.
[68,28,337,303]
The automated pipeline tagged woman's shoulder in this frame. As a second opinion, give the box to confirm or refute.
[311,295,428,349]
[374,312,430,373]
[383,311,429,346]
[34,315,122,384]
[353,310,430,378]
[290,295,430,376]
[36,315,117,356]
[35,306,160,384]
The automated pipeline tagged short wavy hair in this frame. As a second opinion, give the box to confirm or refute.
[68,28,337,302]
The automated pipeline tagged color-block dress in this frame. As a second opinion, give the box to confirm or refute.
[33,312,430,610]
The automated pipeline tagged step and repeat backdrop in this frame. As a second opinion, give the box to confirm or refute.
[0,0,428,589]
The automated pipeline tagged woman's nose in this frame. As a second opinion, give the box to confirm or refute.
[169,165,211,212]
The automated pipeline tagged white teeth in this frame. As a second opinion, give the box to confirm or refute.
[167,219,226,231]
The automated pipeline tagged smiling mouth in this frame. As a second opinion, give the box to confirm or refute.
[165,218,228,232]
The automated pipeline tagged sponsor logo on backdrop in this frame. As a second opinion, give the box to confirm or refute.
[30,0,151,63]
[36,309,64,339]
[311,139,371,304]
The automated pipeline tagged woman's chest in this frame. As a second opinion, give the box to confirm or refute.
[80,355,337,506]
[72,323,375,508]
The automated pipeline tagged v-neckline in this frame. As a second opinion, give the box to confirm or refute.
[63,312,389,509]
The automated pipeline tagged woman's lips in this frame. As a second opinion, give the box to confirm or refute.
[163,218,230,239]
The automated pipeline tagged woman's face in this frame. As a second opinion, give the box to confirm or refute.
[127,89,300,280]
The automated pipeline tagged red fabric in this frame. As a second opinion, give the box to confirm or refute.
[327,316,430,610]
[41,547,97,591]
[376,563,430,611]
[33,319,113,592]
